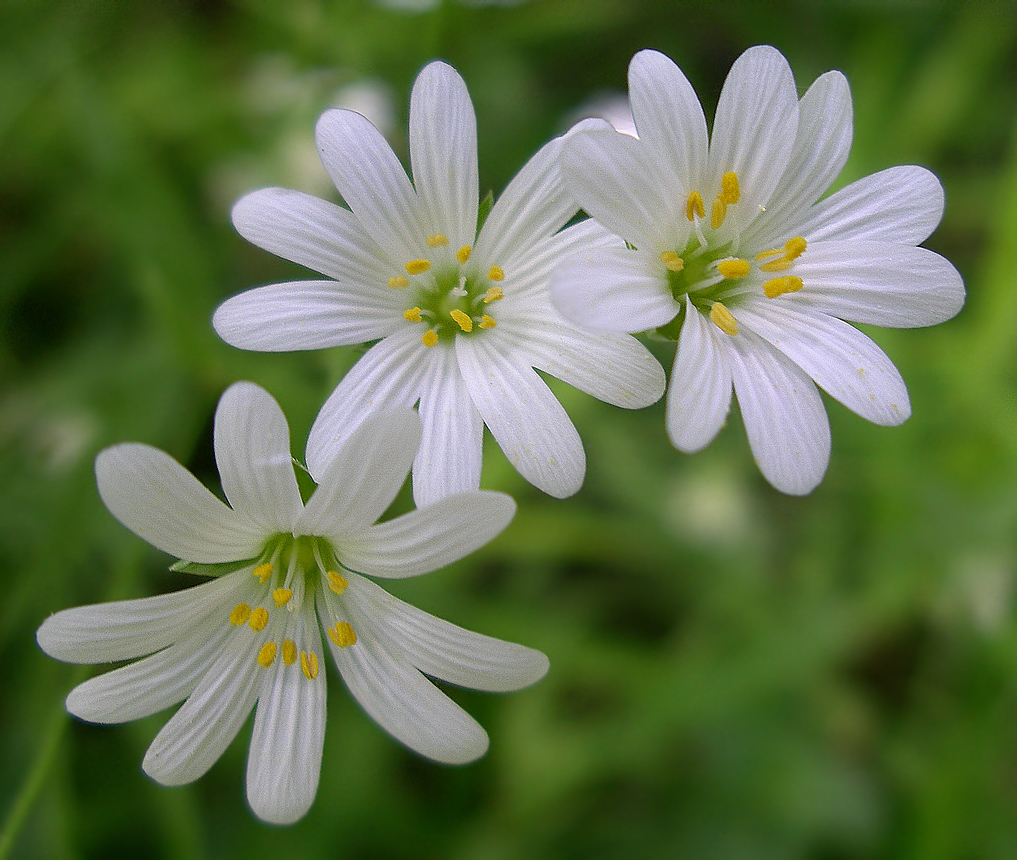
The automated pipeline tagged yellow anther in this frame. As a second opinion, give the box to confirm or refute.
[426,233,449,248]
[487,266,505,282]
[711,196,728,230]
[763,275,804,298]
[709,302,739,336]
[249,607,269,632]
[300,651,319,680]
[755,247,783,262]
[282,639,298,665]
[405,259,431,275]
[660,251,685,273]
[421,329,439,348]
[759,237,807,272]
[450,309,473,333]
[272,587,292,607]
[720,171,741,204]
[784,236,807,259]
[686,191,705,221]
[479,314,497,329]
[456,245,472,264]
[326,570,348,594]
[329,622,357,648]
[253,563,273,584]
[229,603,252,626]
[388,275,410,289]
[257,641,277,668]
[403,307,423,322]
[483,286,503,303]
[717,259,751,279]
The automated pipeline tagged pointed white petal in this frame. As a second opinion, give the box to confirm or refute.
[346,574,548,691]
[727,329,831,495]
[736,301,911,426]
[336,491,515,579]
[298,410,421,537]
[37,573,244,663]
[305,327,430,481]
[409,61,478,249]
[230,187,395,285]
[628,49,709,194]
[213,383,302,533]
[560,127,674,251]
[412,343,484,507]
[794,240,965,327]
[213,281,401,351]
[666,300,733,452]
[794,166,945,245]
[315,108,422,263]
[320,592,489,764]
[456,336,585,497]
[96,444,263,563]
[550,246,679,333]
[246,610,326,825]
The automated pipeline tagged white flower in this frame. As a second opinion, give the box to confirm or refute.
[213,60,665,506]
[36,382,547,825]
[551,47,965,494]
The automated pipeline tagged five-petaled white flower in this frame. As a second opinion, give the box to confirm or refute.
[36,382,547,825]
[213,60,665,506]
[551,46,965,494]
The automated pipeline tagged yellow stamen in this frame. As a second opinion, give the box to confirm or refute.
[272,587,292,607]
[784,236,807,259]
[717,259,751,279]
[456,245,472,264]
[249,607,269,632]
[479,314,497,329]
[326,570,348,594]
[709,302,739,336]
[686,191,705,221]
[758,236,807,272]
[421,329,439,348]
[405,259,431,275]
[282,639,298,665]
[763,275,804,298]
[450,309,473,333]
[301,651,319,680]
[483,286,503,303]
[487,266,505,282]
[329,622,357,648]
[710,196,727,230]
[257,641,277,668]
[755,247,783,262]
[388,275,410,289]
[720,171,741,204]
[253,563,273,584]
[659,251,685,273]
[426,233,449,248]
[229,603,252,626]
[403,307,423,322]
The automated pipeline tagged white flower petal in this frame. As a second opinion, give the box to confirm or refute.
[346,574,548,692]
[456,336,586,497]
[628,49,709,194]
[727,328,831,495]
[213,383,302,533]
[412,343,484,507]
[794,166,946,245]
[560,127,674,251]
[305,327,430,481]
[409,61,478,249]
[315,108,422,263]
[298,410,421,537]
[794,240,965,327]
[246,610,326,825]
[736,301,911,426]
[321,592,489,764]
[550,246,679,333]
[95,444,263,564]
[666,299,733,452]
[336,491,515,579]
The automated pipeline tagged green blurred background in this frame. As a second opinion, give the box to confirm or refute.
[3,0,1017,857]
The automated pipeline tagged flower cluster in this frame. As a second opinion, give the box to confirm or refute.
[38,48,963,824]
